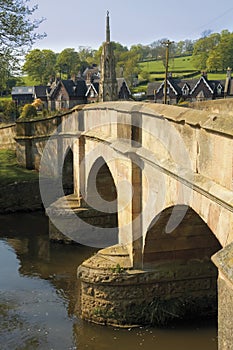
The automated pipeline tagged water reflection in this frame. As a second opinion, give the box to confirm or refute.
[0,212,217,350]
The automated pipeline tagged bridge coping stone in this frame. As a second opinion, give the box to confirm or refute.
[72,101,233,137]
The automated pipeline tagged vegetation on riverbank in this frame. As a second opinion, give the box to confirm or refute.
[0,149,38,186]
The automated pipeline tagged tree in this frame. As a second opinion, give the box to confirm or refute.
[0,0,45,92]
[23,49,57,84]
[56,48,80,79]
[0,0,45,55]
[192,33,220,70]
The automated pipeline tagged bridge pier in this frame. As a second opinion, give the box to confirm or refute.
[77,245,219,327]
[212,243,233,350]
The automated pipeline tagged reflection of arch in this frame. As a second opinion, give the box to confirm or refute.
[143,205,222,268]
[62,147,74,195]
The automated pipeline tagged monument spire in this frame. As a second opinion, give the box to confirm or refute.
[106,10,110,43]
[99,11,118,102]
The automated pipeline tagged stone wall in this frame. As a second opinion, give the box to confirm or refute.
[0,123,16,150]
[0,180,42,213]
[189,98,233,115]
[15,114,60,170]
[212,243,233,350]
[77,246,218,327]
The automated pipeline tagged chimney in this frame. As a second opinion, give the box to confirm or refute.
[226,67,232,78]
[201,71,208,79]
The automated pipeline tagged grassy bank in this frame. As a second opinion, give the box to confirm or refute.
[139,56,227,82]
[0,149,38,186]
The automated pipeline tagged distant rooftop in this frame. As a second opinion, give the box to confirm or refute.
[12,86,35,95]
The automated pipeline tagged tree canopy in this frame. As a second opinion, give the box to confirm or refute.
[23,49,57,84]
[0,0,45,55]
[0,0,45,93]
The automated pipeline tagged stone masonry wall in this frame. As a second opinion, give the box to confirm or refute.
[0,180,42,213]
[189,98,233,115]
[78,251,218,327]
[0,123,16,150]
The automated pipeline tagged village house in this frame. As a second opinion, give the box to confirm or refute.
[11,13,131,110]
[147,71,227,104]
[12,76,131,110]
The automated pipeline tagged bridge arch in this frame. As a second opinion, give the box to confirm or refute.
[86,156,117,214]
[142,204,222,320]
[143,205,222,269]
[62,146,74,195]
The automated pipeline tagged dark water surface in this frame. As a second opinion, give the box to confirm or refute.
[0,212,218,350]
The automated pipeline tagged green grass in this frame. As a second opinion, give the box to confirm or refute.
[139,55,227,83]
[0,149,38,186]
[206,73,226,80]
[0,96,12,102]
[139,55,195,74]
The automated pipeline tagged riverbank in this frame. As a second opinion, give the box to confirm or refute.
[0,149,42,213]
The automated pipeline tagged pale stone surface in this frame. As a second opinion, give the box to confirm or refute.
[7,100,233,343]
[0,123,16,150]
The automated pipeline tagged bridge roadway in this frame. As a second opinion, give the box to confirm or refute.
[16,101,233,348]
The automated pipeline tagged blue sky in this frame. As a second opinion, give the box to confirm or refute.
[30,0,233,52]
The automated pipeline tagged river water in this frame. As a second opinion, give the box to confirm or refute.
[0,212,218,350]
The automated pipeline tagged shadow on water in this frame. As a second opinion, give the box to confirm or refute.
[0,212,217,350]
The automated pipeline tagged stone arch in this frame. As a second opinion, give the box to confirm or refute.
[62,147,74,195]
[143,205,222,269]
[84,156,118,245]
[142,204,222,321]
[86,156,117,213]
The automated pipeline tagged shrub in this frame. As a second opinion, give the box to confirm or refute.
[0,100,19,122]
[20,104,37,120]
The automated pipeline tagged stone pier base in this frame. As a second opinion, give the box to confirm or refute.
[47,194,118,246]
[212,243,233,350]
[77,246,218,327]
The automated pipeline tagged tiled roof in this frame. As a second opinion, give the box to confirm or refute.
[117,78,131,94]
[12,86,35,95]
[34,85,48,98]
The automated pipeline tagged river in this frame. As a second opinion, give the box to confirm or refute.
[0,212,217,350]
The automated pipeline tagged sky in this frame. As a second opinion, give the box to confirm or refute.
[30,0,233,52]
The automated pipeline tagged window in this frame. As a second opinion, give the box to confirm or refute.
[217,84,222,95]
[182,85,189,96]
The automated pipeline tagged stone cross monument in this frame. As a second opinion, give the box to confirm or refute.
[99,11,118,102]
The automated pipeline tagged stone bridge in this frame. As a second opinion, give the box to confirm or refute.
[16,101,233,349]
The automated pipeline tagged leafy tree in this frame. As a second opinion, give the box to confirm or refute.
[56,48,80,79]
[202,31,233,72]
[192,33,220,70]
[0,0,45,92]
[78,46,96,69]
[23,49,57,84]
[118,49,141,86]
[0,0,45,55]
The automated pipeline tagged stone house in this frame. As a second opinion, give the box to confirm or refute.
[47,78,87,110]
[147,73,225,104]
[12,86,35,106]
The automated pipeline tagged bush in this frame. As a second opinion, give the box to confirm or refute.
[0,100,19,122]
[20,104,37,120]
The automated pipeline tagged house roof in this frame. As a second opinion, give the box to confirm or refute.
[34,85,48,98]
[12,86,35,95]
[147,82,162,96]
[85,82,99,97]
[148,75,225,97]
[83,65,100,79]
[117,77,131,95]
[49,79,87,98]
